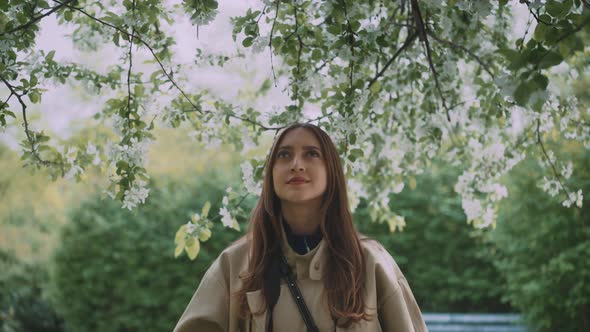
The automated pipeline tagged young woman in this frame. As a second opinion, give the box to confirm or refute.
[173,123,428,332]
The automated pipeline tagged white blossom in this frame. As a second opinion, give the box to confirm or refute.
[489,183,508,202]
[86,143,102,165]
[121,179,150,211]
[540,176,560,197]
[561,161,573,180]
[251,35,270,54]
[64,165,84,180]
[66,147,77,164]
[462,198,482,222]
[241,161,262,195]
[478,206,496,229]
[562,190,583,208]
[219,206,234,228]
[185,221,197,234]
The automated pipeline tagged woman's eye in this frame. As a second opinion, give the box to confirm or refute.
[308,151,320,157]
[277,151,320,158]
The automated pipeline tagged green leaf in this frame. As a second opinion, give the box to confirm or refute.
[46,50,56,62]
[230,218,240,231]
[201,201,211,219]
[311,49,322,60]
[175,225,188,244]
[533,23,549,41]
[174,242,185,258]
[64,10,73,22]
[28,91,40,104]
[113,32,120,46]
[242,37,254,47]
[545,0,572,19]
[198,228,211,242]
[514,81,532,106]
[185,237,200,260]
[538,51,563,69]
[37,135,50,143]
[532,73,549,90]
[369,81,381,94]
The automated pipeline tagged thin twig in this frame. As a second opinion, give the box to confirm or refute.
[126,0,135,120]
[293,4,303,104]
[411,0,450,122]
[0,76,62,172]
[268,0,281,87]
[229,114,282,131]
[367,31,417,90]
[519,11,533,51]
[426,31,495,79]
[0,0,76,36]
[1,92,14,108]
[341,0,355,96]
[256,5,268,24]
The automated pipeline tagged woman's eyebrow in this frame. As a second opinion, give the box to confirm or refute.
[277,145,321,151]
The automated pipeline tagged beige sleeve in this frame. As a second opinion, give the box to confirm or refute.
[378,277,429,332]
[173,259,229,332]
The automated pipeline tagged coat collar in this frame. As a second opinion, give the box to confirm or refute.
[278,217,327,281]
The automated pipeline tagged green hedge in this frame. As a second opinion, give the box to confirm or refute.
[355,163,510,313]
[490,146,590,331]
[49,175,243,332]
[0,250,64,332]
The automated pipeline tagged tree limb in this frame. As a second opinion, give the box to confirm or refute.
[126,0,135,121]
[291,3,304,106]
[341,0,355,96]
[268,0,281,87]
[0,0,76,36]
[367,31,417,90]
[411,0,450,122]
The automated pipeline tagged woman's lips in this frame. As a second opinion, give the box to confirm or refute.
[288,181,308,185]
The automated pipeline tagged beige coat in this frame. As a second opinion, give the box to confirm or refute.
[173,224,429,332]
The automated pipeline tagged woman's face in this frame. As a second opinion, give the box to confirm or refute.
[272,128,328,204]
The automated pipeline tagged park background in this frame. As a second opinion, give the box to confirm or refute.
[1,1,589,332]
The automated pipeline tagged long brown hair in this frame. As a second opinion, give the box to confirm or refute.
[235,123,370,328]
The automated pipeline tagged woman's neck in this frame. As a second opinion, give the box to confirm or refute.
[280,200,323,235]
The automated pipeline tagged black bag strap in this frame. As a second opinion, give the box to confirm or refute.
[279,253,320,332]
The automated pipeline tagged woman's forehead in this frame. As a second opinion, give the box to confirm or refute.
[279,127,320,146]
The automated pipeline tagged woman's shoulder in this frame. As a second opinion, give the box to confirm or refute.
[359,234,405,280]
[202,236,250,283]
[215,235,251,267]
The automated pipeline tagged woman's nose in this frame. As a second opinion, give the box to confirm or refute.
[290,157,305,171]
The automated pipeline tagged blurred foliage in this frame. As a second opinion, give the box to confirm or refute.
[355,162,510,313]
[0,144,73,263]
[49,173,246,332]
[0,249,64,332]
[489,142,590,332]
[0,124,248,262]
